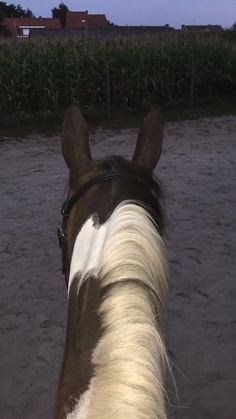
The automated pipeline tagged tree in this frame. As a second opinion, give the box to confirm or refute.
[107,20,118,27]
[0,2,34,37]
[52,3,68,28]
[0,2,34,18]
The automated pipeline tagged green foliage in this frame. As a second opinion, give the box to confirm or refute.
[0,2,34,17]
[52,3,68,28]
[0,35,235,114]
[222,27,236,42]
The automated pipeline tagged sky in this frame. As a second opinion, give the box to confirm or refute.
[9,0,236,28]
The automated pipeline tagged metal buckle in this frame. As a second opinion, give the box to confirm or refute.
[57,227,66,248]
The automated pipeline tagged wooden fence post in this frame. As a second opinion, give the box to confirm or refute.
[190,56,195,108]
[106,61,111,114]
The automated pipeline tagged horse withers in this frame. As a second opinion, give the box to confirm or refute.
[55,104,169,419]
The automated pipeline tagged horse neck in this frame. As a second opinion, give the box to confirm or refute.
[63,202,169,419]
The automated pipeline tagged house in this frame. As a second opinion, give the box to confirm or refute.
[182,24,222,32]
[65,10,109,30]
[3,17,61,38]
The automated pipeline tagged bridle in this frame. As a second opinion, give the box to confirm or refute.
[57,172,127,284]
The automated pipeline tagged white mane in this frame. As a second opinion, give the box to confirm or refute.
[67,201,169,419]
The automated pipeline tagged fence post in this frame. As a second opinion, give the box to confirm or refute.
[190,56,195,108]
[106,61,111,114]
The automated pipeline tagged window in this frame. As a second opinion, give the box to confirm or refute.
[23,28,30,37]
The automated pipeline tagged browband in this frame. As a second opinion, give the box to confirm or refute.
[61,172,126,218]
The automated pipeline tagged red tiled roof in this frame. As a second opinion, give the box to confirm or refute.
[3,17,61,34]
[2,18,15,34]
[88,14,108,29]
[66,11,89,29]
[66,11,108,29]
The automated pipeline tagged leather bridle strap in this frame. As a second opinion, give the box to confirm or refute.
[57,171,127,282]
[61,172,126,218]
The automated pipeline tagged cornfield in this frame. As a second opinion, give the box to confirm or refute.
[0,34,235,114]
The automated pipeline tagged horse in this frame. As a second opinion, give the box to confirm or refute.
[54,104,169,419]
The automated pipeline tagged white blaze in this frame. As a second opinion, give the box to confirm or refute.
[68,217,109,292]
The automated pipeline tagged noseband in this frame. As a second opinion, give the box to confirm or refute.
[57,172,127,284]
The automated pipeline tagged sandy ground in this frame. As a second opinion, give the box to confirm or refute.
[0,115,235,419]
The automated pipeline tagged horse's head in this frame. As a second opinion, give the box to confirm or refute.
[55,104,167,419]
[59,104,164,286]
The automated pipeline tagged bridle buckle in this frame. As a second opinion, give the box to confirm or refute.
[57,227,66,248]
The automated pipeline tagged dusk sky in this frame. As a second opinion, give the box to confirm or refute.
[9,0,235,28]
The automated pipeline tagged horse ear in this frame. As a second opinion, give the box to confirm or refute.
[62,104,92,177]
[132,104,163,172]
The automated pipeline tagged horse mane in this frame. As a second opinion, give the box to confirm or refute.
[67,202,169,419]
